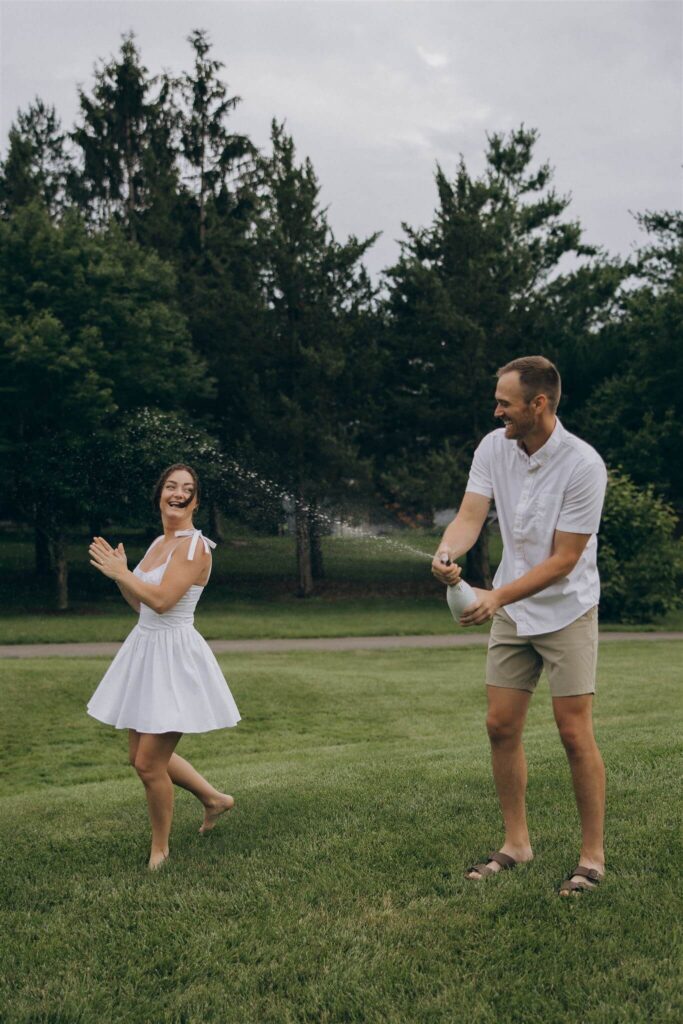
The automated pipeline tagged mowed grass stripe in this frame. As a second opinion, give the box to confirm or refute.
[0,645,681,1023]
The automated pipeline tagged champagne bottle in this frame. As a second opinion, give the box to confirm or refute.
[438,552,477,619]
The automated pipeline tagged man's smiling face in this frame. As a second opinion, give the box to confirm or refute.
[494,372,538,441]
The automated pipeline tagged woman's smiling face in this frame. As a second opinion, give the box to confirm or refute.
[160,470,198,521]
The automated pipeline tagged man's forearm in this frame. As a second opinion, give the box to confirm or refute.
[495,553,577,607]
[437,518,483,561]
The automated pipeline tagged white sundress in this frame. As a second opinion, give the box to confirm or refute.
[87,529,241,734]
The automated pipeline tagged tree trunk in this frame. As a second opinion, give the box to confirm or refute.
[52,534,69,611]
[309,506,325,581]
[466,522,492,589]
[35,522,52,577]
[295,495,314,597]
[208,502,225,542]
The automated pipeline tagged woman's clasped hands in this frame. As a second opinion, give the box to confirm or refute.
[89,536,128,581]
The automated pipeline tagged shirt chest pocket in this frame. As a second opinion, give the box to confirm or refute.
[520,490,564,557]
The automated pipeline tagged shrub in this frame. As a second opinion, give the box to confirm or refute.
[598,469,683,622]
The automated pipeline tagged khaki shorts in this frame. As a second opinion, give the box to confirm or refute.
[486,606,599,697]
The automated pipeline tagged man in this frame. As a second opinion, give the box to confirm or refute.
[432,356,607,896]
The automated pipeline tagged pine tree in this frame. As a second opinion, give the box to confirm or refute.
[72,33,175,241]
[0,99,72,216]
[252,121,378,594]
[379,126,598,584]
[175,28,261,538]
[574,212,683,511]
[179,29,255,251]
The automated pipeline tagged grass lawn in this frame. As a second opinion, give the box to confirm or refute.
[1,530,681,643]
[0,642,681,1022]
[0,529,491,644]
[0,596,494,645]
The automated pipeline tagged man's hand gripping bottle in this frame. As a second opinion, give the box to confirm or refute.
[439,553,477,620]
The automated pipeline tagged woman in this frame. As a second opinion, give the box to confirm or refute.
[87,463,240,870]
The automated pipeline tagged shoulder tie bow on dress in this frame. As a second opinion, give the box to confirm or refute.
[174,529,217,560]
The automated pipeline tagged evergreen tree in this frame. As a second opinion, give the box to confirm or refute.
[0,99,72,216]
[575,211,683,511]
[251,121,378,594]
[0,202,211,608]
[72,33,174,240]
[179,29,255,251]
[379,126,599,584]
[136,72,184,258]
[175,29,261,537]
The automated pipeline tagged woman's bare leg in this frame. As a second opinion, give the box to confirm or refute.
[166,753,235,834]
[128,730,141,769]
[133,732,182,869]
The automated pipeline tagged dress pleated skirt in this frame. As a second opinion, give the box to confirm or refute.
[87,623,241,734]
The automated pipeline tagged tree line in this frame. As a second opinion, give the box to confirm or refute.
[0,31,680,611]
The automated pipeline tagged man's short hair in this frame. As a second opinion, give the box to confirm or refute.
[496,356,561,412]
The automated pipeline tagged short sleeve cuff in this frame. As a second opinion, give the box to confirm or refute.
[556,517,601,534]
[465,482,494,500]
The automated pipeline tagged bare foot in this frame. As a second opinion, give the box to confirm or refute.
[199,794,235,835]
[148,849,169,871]
[465,844,533,880]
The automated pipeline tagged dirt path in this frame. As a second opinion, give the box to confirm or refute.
[1,631,682,658]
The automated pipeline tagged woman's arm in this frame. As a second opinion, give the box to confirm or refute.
[90,537,209,614]
[116,576,141,614]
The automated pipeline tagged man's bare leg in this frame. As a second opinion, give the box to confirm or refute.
[466,686,534,879]
[553,694,605,892]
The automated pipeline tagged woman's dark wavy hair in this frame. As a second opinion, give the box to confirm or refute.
[152,463,201,514]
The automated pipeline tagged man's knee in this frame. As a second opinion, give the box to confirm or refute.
[557,719,593,755]
[486,712,524,745]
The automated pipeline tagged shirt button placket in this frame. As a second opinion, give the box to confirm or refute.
[513,463,538,633]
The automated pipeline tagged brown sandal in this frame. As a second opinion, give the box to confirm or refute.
[559,865,604,896]
[465,851,517,879]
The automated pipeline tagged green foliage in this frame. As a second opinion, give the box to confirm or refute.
[598,470,683,622]
[179,28,255,251]
[0,202,211,605]
[0,203,209,422]
[100,407,229,532]
[377,126,601,516]
[574,213,683,509]
[71,33,181,243]
[245,121,380,589]
[0,99,73,216]
[174,32,261,444]
[0,26,679,605]
[251,121,378,494]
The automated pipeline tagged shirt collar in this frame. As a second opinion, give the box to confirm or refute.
[516,417,564,469]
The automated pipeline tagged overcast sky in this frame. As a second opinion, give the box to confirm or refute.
[1,0,681,278]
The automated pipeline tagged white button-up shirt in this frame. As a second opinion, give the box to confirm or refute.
[466,418,607,636]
